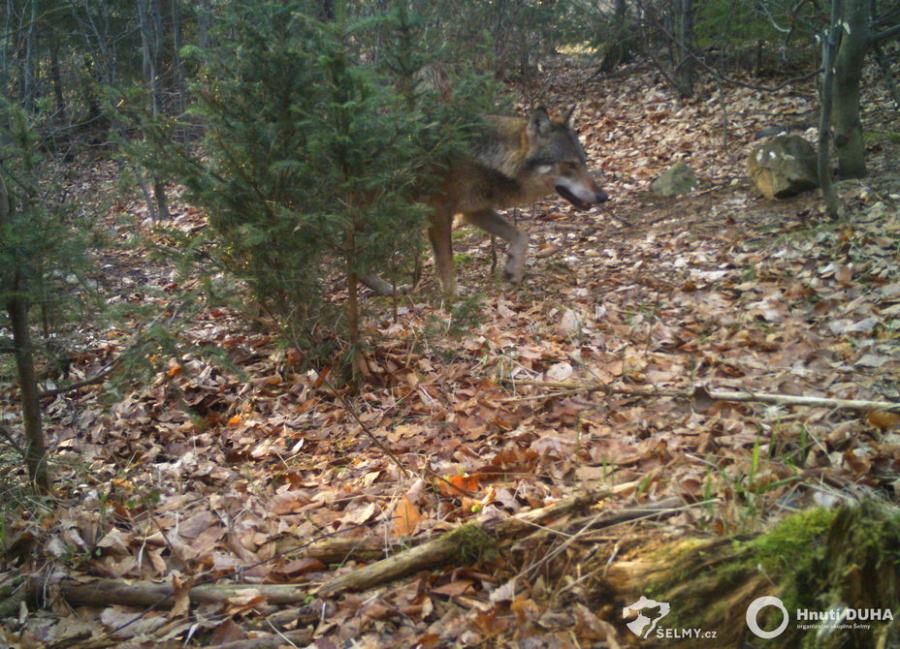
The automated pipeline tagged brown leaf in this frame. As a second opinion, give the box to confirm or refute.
[431,580,474,597]
[170,573,191,618]
[209,618,245,645]
[392,495,423,537]
[868,410,900,429]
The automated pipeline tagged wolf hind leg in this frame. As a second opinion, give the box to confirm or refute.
[462,209,528,284]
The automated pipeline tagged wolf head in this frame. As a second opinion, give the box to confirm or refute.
[524,107,608,210]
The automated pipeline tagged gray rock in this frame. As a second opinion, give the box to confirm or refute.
[748,134,818,199]
[650,162,698,197]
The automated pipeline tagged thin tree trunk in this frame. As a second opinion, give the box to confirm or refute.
[7,293,49,492]
[138,0,170,219]
[197,0,212,50]
[170,0,186,121]
[675,0,695,97]
[818,0,842,219]
[0,179,50,493]
[22,0,37,113]
[832,0,869,178]
[50,44,67,125]
[872,42,900,109]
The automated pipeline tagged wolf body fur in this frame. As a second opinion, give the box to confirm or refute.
[370,107,608,296]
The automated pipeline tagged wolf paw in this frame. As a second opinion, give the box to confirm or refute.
[503,270,524,284]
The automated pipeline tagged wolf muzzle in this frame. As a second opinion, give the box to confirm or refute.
[556,186,609,211]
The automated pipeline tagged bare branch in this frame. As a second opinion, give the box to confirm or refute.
[506,380,900,414]
[871,23,900,45]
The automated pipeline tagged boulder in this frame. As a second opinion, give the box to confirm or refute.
[650,162,697,197]
[748,134,818,199]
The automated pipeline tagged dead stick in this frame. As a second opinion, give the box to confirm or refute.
[11,485,656,614]
[508,380,899,413]
[316,483,647,598]
[49,581,312,609]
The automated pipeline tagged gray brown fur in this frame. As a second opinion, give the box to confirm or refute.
[368,107,608,296]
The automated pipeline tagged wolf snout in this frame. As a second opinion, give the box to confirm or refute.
[556,185,609,211]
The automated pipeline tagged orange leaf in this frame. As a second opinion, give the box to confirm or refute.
[438,473,481,497]
[868,410,900,429]
[166,364,183,378]
[392,495,423,537]
[227,415,242,426]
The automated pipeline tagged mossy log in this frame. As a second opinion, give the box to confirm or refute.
[598,502,899,648]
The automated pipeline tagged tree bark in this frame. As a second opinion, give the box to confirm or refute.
[0,178,49,492]
[819,0,843,218]
[7,293,49,492]
[137,0,170,219]
[832,0,870,178]
[21,0,38,113]
[675,0,695,98]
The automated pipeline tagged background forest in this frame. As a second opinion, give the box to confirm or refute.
[0,0,899,647]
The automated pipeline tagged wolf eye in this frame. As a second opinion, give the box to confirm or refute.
[536,164,553,175]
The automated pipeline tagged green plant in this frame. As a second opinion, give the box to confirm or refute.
[147,1,493,373]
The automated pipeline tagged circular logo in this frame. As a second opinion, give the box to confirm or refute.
[746,596,790,639]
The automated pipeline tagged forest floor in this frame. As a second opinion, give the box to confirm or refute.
[1,54,899,648]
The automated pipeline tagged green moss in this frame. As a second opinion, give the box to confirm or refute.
[748,507,838,612]
[750,507,838,576]
[446,524,498,564]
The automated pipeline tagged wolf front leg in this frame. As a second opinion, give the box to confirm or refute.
[428,208,458,296]
[462,209,528,284]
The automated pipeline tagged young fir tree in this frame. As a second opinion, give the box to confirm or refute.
[162,0,487,368]
[0,105,86,493]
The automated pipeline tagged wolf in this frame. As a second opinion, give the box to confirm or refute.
[368,106,608,296]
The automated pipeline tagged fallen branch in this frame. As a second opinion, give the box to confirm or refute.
[316,481,652,598]
[38,306,180,400]
[38,358,122,399]
[206,629,315,649]
[507,380,899,413]
[7,487,684,619]
[46,580,313,609]
[315,487,612,597]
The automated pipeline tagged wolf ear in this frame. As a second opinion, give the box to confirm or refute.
[527,107,553,138]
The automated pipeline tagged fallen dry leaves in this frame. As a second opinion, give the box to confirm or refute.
[1,54,898,648]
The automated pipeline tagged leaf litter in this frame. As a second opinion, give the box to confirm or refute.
[1,56,899,647]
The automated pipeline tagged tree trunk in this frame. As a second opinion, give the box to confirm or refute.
[170,0,187,122]
[49,43,67,126]
[0,179,50,493]
[197,0,212,50]
[832,0,870,178]
[137,0,170,219]
[819,0,843,218]
[6,293,49,492]
[675,0,695,98]
[600,0,634,71]
[21,0,38,113]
